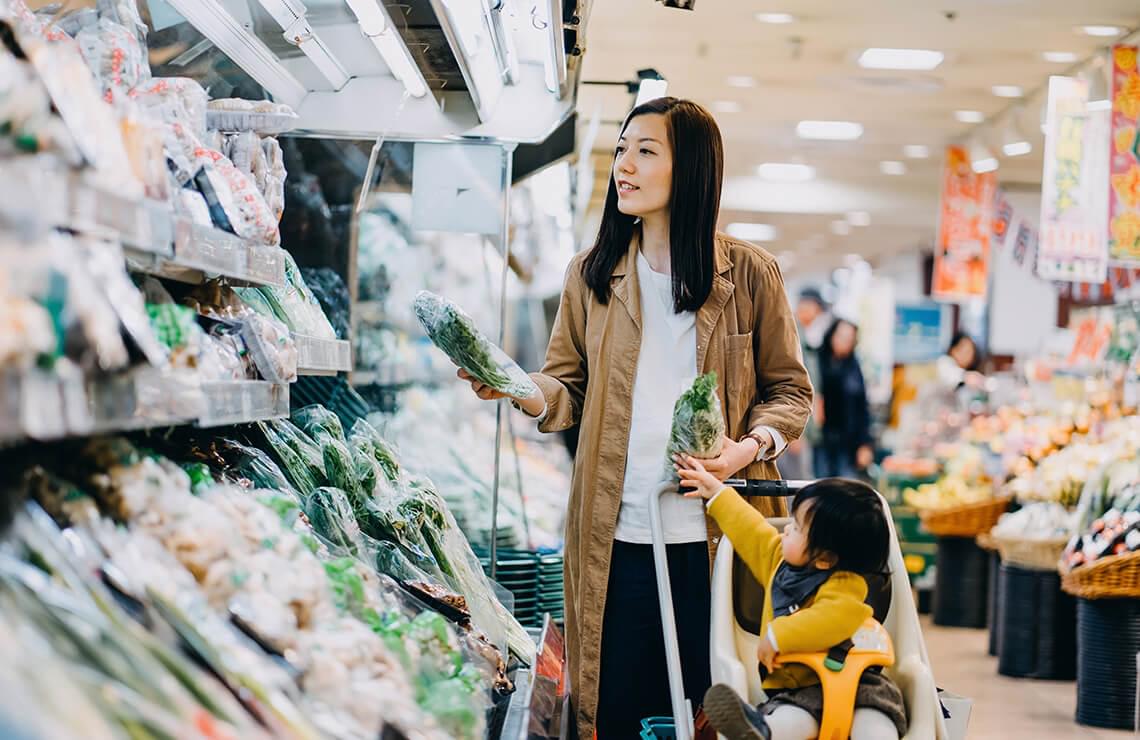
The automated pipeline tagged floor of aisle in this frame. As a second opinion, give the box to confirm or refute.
[922,617,1135,739]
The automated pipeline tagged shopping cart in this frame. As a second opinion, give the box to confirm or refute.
[642,478,962,740]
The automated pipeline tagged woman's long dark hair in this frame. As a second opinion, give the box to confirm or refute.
[581,97,724,313]
[819,318,859,370]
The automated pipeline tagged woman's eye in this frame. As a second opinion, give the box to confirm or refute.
[640,148,653,155]
[615,146,626,155]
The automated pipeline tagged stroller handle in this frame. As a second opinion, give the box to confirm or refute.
[723,478,814,497]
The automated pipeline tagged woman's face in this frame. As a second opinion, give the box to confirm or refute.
[830,322,857,358]
[613,113,673,219]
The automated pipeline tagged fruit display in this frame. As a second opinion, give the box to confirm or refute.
[903,473,994,512]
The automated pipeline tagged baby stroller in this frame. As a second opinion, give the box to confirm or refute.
[640,479,960,740]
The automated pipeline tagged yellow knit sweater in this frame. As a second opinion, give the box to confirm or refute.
[708,487,872,690]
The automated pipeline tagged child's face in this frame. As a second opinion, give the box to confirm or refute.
[781,506,813,567]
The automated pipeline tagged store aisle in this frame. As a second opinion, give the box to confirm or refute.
[923,617,1135,739]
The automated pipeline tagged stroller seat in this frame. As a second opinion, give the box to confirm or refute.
[708,491,949,739]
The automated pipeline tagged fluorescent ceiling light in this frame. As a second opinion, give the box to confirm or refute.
[796,120,863,141]
[1088,98,1112,112]
[257,0,350,90]
[725,223,779,242]
[831,220,852,236]
[973,157,999,173]
[712,100,742,113]
[1001,114,1032,157]
[1042,51,1079,63]
[970,142,998,173]
[635,78,668,107]
[755,12,795,24]
[1077,25,1125,37]
[880,160,907,175]
[992,85,1023,98]
[857,47,944,71]
[903,144,930,159]
[538,0,567,96]
[955,109,985,123]
[727,75,757,88]
[345,0,428,98]
[757,162,815,183]
[1002,141,1032,157]
[846,210,871,227]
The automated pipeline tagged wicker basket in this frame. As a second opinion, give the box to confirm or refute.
[919,496,1012,538]
[993,535,1071,572]
[1061,550,1140,600]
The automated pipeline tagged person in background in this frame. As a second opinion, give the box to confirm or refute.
[937,331,985,390]
[816,318,873,479]
[784,288,829,481]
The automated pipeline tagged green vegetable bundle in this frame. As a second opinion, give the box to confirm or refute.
[414,291,538,399]
[665,372,726,477]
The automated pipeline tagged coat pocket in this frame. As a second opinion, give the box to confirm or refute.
[724,332,756,426]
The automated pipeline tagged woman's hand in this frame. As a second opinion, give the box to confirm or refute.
[856,444,874,470]
[457,368,511,401]
[673,455,727,501]
[700,433,769,481]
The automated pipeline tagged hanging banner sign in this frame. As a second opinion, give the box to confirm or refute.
[1109,45,1140,264]
[932,146,996,301]
[1038,75,1111,283]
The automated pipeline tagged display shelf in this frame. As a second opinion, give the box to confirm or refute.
[70,178,174,257]
[1,369,289,445]
[133,219,287,288]
[199,380,289,427]
[293,334,352,375]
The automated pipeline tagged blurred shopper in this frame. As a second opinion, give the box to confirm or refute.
[783,287,829,480]
[937,331,985,390]
[817,318,874,478]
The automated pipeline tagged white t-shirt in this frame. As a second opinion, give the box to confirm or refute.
[613,250,710,544]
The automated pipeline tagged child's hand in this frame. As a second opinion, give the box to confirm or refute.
[757,634,778,673]
[672,455,726,500]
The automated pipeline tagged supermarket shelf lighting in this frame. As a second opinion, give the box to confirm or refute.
[345,0,429,98]
[257,0,350,90]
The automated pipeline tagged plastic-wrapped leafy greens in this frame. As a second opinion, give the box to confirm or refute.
[413,291,539,399]
[304,487,366,556]
[258,420,326,493]
[349,418,401,483]
[665,372,725,477]
[301,267,351,340]
[292,405,347,445]
[223,440,301,501]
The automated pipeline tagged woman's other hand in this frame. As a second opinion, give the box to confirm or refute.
[673,455,727,500]
[856,444,874,470]
[700,433,768,481]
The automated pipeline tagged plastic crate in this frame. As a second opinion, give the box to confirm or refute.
[639,717,676,739]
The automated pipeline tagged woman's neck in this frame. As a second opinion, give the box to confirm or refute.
[638,212,671,273]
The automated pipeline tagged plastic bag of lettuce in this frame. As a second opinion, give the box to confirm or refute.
[414,291,538,399]
[665,372,725,478]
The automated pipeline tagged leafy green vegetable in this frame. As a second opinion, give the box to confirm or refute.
[291,405,347,445]
[320,437,360,499]
[665,372,726,476]
[180,463,215,495]
[414,290,538,399]
[349,418,400,483]
[228,442,300,499]
[304,487,364,555]
[323,557,367,613]
[257,423,320,494]
[262,420,326,488]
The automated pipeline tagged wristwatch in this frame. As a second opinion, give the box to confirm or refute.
[742,432,771,461]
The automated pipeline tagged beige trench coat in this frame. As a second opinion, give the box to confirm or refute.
[530,233,813,739]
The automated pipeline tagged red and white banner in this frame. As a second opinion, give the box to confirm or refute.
[933,146,996,301]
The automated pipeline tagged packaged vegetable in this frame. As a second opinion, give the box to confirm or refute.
[665,372,725,476]
[304,487,366,557]
[414,290,539,400]
[292,405,348,445]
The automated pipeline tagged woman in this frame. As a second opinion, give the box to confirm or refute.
[816,319,873,479]
[458,97,812,739]
[937,331,984,390]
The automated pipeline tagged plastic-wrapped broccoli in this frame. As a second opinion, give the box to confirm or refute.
[413,291,538,399]
[665,372,725,477]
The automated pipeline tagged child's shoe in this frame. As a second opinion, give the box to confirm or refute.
[702,684,771,740]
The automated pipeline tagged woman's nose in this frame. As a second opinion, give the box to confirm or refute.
[616,152,634,174]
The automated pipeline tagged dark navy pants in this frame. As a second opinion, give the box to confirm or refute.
[596,540,712,739]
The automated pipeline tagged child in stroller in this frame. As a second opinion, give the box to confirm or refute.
[674,455,907,740]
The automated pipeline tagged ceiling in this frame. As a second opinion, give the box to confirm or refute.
[575,0,1140,276]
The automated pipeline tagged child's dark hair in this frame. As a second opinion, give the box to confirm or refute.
[792,478,890,575]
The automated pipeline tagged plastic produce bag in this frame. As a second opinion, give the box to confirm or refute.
[221,440,300,500]
[241,253,336,339]
[292,405,347,445]
[301,267,350,340]
[304,487,366,558]
[414,290,539,399]
[258,421,322,494]
[349,418,401,483]
[665,372,725,477]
